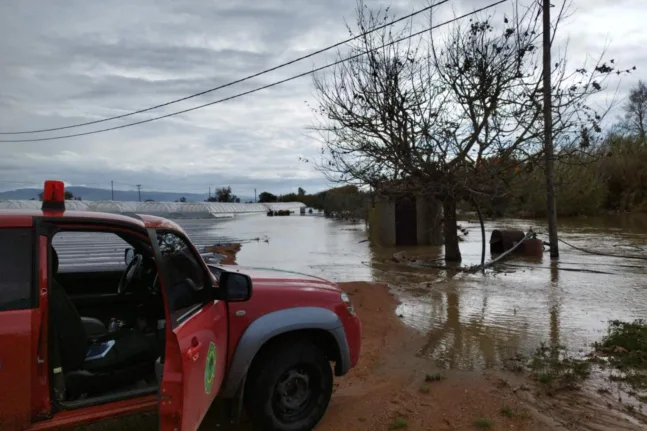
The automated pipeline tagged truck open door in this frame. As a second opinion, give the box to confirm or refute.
[150,229,228,431]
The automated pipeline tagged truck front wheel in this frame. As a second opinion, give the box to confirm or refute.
[245,340,333,431]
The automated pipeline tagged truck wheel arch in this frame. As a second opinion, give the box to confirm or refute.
[222,307,350,398]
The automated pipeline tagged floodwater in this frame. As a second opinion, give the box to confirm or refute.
[205,212,647,370]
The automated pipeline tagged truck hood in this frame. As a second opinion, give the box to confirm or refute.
[214,265,342,292]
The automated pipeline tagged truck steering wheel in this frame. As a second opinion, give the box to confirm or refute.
[117,253,143,295]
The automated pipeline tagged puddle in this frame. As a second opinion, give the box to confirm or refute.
[203,212,647,372]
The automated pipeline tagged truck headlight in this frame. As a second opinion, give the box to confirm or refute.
[340,291,356,316]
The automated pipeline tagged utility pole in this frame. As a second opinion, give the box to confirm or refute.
[209,186,211,200]
[136,184,142,202]
[543,0,559,258]
[111,181,114,200]
[254,188,257,203]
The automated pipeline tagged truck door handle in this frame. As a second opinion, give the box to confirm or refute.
[186,338,201,361]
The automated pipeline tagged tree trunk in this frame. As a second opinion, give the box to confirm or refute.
[473,198,486,271]
[443,197,462,262]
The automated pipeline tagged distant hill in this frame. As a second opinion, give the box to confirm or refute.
[0,187,254,203]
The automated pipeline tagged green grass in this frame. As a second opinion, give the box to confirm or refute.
[418,385,430,394]
[594,320,647,389]
[425,372,444,382]
[528,343,591,389]
[537,373,554,384]
[596,320,647,366]
[497,405,533,420]
[516,410,532,420]
[390,417,408,429]
[499,406,514,418]
[474,417,493,429]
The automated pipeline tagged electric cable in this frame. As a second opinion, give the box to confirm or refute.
[0,0,451,135]
[0,0,507,143]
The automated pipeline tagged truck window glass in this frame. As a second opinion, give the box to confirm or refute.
[157,231,207,322]
[0,228,33,311]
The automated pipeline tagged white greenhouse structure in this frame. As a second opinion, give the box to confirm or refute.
[0,199,305,219]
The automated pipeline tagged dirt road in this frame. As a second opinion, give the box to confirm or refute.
[314,282,538,431]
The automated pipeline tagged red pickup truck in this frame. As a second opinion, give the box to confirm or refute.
[0,181,361,431]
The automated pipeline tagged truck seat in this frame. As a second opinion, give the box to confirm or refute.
[49,246,158,397]
[50,247,108,339]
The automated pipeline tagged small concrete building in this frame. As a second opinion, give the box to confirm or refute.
[368,194,443,246]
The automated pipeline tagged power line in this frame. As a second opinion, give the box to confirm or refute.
[0,0,450,136]
[0,0,507,143]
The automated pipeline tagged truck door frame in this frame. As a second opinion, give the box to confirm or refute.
[26,219,160,430]
[148,227,227,431]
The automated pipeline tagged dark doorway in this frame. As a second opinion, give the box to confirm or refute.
[395,196,417,246]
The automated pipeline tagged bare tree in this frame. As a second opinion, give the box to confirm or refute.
[308,2,455,251]
[309,0,629,262]
[310,2,443,186]
[622,80,647,143]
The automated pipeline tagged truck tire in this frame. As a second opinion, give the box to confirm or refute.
[245,339,333,431]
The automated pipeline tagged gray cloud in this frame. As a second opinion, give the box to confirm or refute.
[0,0,645,196]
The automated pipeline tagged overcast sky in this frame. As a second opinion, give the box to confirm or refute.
[0,0,645,196]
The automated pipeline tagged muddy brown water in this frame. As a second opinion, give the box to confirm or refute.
[208,213,647,371]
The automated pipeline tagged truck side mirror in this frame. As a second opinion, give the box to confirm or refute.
[219,271,252,302]
[124,248,135,265]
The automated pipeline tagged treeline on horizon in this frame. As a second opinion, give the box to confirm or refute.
[258,186,368,221]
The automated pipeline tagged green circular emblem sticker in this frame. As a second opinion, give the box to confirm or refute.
[204,342,217,394]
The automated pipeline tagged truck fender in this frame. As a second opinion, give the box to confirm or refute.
[222,306,350,398]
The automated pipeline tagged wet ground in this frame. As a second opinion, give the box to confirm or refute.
[210,212,647,370]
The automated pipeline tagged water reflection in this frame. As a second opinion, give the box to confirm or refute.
[549,262,560,351]
[201,212,647,370]
[397,281,529,370]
